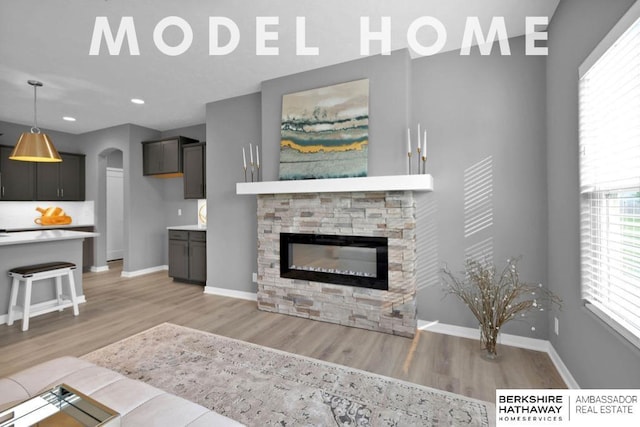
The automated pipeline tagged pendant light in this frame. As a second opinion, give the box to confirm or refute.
[10,80,62,162]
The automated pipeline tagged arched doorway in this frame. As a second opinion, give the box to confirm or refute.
[106,151,124,261]
[94,148,125,270]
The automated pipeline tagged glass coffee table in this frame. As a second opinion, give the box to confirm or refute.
[0,384,120,426]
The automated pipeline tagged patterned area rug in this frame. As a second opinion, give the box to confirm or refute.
[83,323,494,426]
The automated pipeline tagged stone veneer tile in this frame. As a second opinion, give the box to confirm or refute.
[256,191,417,338]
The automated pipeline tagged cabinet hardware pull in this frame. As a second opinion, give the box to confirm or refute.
[61,188,64,198]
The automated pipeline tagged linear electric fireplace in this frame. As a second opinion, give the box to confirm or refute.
[280,232,388,290]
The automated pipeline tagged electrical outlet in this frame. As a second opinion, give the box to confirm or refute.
[178,209,182,216]
[554,317,559,336]
[252,272,258,283]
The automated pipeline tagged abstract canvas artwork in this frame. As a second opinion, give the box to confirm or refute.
[279,79,369,180]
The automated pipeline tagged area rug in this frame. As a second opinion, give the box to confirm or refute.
[82,323,494,426]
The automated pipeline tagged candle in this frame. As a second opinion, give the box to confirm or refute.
[418,123,421,149]
[407,128,411,154]
[242,147,247,168]
[423,130,427,156]
[256,145,260,167]
[249,143,254,164]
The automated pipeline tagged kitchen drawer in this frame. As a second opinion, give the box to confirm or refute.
[189,231,206,242]
[169,230,189,240]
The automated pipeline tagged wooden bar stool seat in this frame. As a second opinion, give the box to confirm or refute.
[7,261,79,331]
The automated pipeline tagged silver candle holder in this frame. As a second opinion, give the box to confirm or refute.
[408,147,428,175]
[242,144,262,182]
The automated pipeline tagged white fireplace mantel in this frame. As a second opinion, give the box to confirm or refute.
[236,174,434,195]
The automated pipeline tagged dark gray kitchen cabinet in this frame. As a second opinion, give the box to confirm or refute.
[188,233,207,282]
[0,145,84,201]
[183,142,205,199]
[0,145,35,200]
[142,136,198,176]
[168,229,206,284]
[168,231,190,280]
[36,153,85,201]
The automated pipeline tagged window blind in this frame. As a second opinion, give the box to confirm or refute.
[579,11,640,349]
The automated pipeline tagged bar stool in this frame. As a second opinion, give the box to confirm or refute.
[7,262,79,331]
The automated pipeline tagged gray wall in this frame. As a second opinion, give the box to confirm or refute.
[261,50,412,181]
[216,42,549,341]
[206,93,261,293]
[206,51,413,294]
[0,120,80,153]
[412,36,549,339]
[546,0,640,387]
[106,150,123,168]
[81,124,133,270]
[160,124,205,141]
[80,124,164,273]
[126,125,166,272]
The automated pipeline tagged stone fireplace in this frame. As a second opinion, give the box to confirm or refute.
[256,190,418,337]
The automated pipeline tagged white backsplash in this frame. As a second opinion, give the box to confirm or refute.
[0,201,95,230]
[198,199,206,227]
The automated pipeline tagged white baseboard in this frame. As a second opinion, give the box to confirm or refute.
[90,265,109,273]
[203,285,257,301]
[121,265,168,278]
[418,320,483,341]
[418,319,580,389]
[0,295,87,325]
[545,341,581,389]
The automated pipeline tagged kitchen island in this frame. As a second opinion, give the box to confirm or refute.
[0,230,98,325]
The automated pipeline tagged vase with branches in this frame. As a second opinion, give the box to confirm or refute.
[441,257,562,360]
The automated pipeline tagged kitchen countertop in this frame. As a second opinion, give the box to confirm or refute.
[1,224,96,232]
[167,225,206,231]
[0,230,99,247]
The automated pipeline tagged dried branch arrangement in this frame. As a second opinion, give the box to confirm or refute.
[441,257,562,359]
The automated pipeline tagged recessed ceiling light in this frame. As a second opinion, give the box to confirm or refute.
[62,116,76,122]
[131,98,145,105]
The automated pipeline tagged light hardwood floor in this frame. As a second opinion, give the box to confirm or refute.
[0,261,566,403]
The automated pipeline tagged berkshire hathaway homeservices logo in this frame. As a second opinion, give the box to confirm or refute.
[497,389,640,426]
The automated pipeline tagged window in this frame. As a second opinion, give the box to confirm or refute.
[579,1,640,349]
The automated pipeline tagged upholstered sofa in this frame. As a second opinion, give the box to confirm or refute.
[0,356,243,426]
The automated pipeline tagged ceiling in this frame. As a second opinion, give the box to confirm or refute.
[0,0,560,135]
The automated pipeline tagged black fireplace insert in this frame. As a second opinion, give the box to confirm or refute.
[280,233,388,290]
